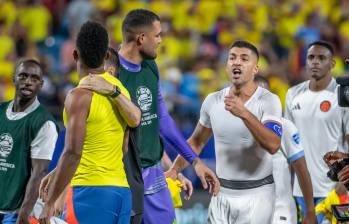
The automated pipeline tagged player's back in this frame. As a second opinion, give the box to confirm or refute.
[63,72,130,187]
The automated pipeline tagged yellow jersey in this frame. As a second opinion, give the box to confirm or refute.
[63,72,130,187]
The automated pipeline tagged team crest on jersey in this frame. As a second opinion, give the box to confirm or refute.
[136,86,153,112]
[292,133,300,145]
[0,133,13,158]
[320,100,331,112]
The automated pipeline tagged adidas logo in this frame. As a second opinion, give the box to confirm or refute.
[292,103,301,110]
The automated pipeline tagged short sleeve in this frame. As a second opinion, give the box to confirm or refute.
[284,89,294,121]
[30,121,58,160]
[261,93,282,123]
[281,119,304,163]
[199,93,214,128]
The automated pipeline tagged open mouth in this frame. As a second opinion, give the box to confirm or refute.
[20,88,33,95]
[233,68,242,74]
[311,68,320,72]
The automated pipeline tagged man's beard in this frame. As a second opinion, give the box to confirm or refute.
[140,50,156,60]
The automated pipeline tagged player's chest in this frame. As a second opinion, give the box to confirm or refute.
[290,91,339,122]
[209,101,261,138]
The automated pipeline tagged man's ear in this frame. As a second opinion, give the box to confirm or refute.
[105,51,110,61]
[253,65,259,75]
[73,49,78,61]
[136,33,145,46]
[331,58,336,69]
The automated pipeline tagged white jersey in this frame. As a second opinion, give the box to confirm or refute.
[273,118,304,224]
[200,86,282,182]
[285,78,349,197]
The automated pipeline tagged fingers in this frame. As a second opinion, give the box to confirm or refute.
[187,182,193,200]
[198,174,208,190]
[338,166,349,183]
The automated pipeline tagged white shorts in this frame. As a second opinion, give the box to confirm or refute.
[208,184,275,224]
[272,204,297,224]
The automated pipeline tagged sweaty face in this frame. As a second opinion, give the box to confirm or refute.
[14,63,43,100]
[306,45,334,81]
[226,47,259,87]
[139,20,162,60]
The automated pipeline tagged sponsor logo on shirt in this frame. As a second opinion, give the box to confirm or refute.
[136,86,153,112]
[0,133,13,158]
[291,102,301,111]
[292,133,300,145]
[320,100,331,112]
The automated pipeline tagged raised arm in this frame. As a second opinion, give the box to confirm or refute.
[224,94,282,154]
[79,75,141,128]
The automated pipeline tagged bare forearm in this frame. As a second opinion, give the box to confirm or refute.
[19,170,47,215]
[171,139,203,172]
[112,94,141,128]
[293,158,315,212]
[241,111,280,154]
[46,152,80,205]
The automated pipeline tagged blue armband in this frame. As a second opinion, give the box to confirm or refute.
[264,121,282,137]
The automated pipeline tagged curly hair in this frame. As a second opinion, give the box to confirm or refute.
[76,21,109,68]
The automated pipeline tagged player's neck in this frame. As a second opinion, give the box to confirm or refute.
[119,43,143,65]
[309,74,332,91]
[78,64,105,79]
[231,82,258,102]
[12,95,36,112]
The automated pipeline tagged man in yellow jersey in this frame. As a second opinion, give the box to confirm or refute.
[38,21,141,224]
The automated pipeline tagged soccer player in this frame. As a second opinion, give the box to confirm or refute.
[255,75,316,224]
[78,9,220,224]
[39,21,141,224]
[285,40,349,222]
[0,59,58,223]
[169,40,283,223]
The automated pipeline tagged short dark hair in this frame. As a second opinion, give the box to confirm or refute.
[230,40,259,60]
[107,47,119,69]
[76,21,109,68]
[308,40,334,55]
[15,58,43,75]
[122,9,160,42]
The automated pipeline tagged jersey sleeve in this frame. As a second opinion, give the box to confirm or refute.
[260,93,283,137]
[285,89,294,121]
[30,120,58,160]
[281,119,304,163]
[199,93,214,128]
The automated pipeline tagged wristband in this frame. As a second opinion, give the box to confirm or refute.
[110,85,121,98]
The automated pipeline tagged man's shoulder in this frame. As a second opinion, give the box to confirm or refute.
[204,87,227,103]
[287,81,309,99]
[257,87,280,102]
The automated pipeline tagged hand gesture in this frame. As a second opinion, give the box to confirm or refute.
[79,74,115,95]
[177,173,193,200]
[224,95,247,118]
[323,151,345,166]
[193,159,220,196]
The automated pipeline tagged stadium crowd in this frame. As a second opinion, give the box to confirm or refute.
[2,1,349,224]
